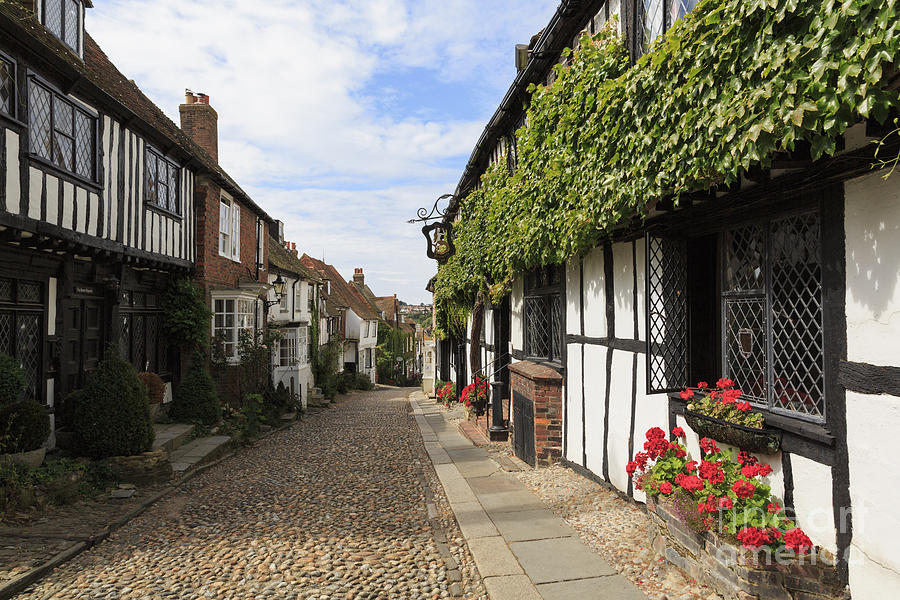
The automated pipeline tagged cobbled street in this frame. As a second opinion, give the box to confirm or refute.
[17,388,483,600]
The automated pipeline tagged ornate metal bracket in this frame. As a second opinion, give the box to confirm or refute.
[410,194,456,264]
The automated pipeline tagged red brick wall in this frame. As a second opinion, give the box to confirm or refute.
[193,177,268,294]
[509,361,563,466]
[179,103,219,163]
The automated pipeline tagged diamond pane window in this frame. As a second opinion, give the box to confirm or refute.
[44,0,63,37]
[721,212,825,421]
[63,0,79,49]
[145,148,181,215]
[28,79,96,179]
[638,0,699,56]
[29,81,53,160]
[646,235,689,392]
[18,281,42,304]
[524,265,563,363]
[0,57,13,117]
[0,278,44,403]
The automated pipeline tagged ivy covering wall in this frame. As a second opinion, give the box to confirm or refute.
[433,0,899,337]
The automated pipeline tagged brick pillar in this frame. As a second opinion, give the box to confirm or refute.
[509,361,562,466]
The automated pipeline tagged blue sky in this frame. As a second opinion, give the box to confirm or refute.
[87,0,559,304]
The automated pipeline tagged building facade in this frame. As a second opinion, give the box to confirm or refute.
[435,1,900,597]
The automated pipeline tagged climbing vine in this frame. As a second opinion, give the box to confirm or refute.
[434,0,899,326]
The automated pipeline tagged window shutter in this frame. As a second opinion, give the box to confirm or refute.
[646,233,689,393]
[232,204,240,260]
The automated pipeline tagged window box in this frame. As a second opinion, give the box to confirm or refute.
[682,409,781,454]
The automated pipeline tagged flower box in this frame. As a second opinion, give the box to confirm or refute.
[683,409,782,454]
[646,495,843,600]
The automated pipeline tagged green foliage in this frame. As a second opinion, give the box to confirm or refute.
[0,355,26,405]
[1,458,116,514]
[312,338,341,400]
[71,349,155,459]
[0,400,50,454]
[237,328,280,398]
[171,361,222,426]
[435,2,900,309]
[261,381,291,421]
[162,279,212,352]
[376,322,412,382]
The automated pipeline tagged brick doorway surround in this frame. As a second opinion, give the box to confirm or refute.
[509,361,563,466]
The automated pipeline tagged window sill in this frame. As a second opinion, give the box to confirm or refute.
[26,154,101,191]
[145,202,183,220]
[667,394,835,448]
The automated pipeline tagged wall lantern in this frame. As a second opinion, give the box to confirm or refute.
[409,193,456,264]
[265,272,287,308]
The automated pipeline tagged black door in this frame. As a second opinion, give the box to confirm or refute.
[513,392,535,466]
[61,297,105,400]
[493,297,511,405]
[439,339,450,381]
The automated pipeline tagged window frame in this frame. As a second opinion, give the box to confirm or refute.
[0,276,45,403]
[218,195,241,261]
[278,329,298,368]
[0,51,17,120]
[212,294,256,362]
[27,76,98,184]
[41,0,83,56]
[118,290,173,378]
[144,146,182,217]
[299,326,309,367]
[522,264,565,365]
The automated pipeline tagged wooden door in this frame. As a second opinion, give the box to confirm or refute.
[61,297,105,399]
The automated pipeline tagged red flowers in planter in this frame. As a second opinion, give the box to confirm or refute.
[672,426,685,438]
[626,426,814,556]
[460,377,488,408]
[683,379,765,429]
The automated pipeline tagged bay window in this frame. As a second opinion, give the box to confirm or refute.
[278,329,298,367]
[214,297,255,360]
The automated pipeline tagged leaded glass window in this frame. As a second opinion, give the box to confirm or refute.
[145,148,181,215]
[119,291,172,376]
[722,212,825,420]
[28,79,96,180]
[523,265,563,363]
[647,235,689,392]
[0,56,14,117]
[0,277,44,402]
[638,0,699,55]
[42,0,82,53]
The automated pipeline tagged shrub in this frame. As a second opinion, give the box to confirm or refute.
[162,279,212,352]
[138,372,166,404]
[0,355,26,405]
[71,350,155,459]
[354,373,374,391]
[336,374,349,395]
[240,394,263,438]
[0,400,50,453]
[171,363,221,426]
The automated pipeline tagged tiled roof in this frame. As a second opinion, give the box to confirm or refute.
[300,255,379,321]
[268,239,321,282]
[0,1,273,222]
[374,296,398,325]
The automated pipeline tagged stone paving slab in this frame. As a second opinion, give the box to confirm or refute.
[466,536,524,578]
[509,537,617,584]
[536,575,647,599]
[482,575,542,600]
[151,423,194,453]
[168,435,232,473]
[449,501,500,540]
[488,508,577,542]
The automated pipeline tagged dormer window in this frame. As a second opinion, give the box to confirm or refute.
[41,0,84,55]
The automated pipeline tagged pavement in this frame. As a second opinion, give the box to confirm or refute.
[14,388,483,599]
[410,391,647,600]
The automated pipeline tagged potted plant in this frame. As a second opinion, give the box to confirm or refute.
[460,377,489,417]
[680,379,781,453]
[0,355,50,468]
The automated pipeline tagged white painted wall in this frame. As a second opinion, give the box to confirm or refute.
[511,278,524,352]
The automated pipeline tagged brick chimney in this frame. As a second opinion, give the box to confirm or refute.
[180,90,218,163]
[353,268,364,287]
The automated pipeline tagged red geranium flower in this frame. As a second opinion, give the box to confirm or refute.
[659,482,673,495]
[716,378,735,389]
[644,437,670,459]
[718,496,733,510]
[634,452,650,470]
[646,427,666,441]
[697,495,717,514]
[737,526,771,549]
[684,460,698,473]
[737,451,758,466]
[672,426,685,438]
[678,474,704,492]
[699,437,719,455]
[680,389,694,400]
[767,502,782,514]
[626,461,638,477]
[732,480,756,499]
[697,381,709,389]
[783,528,813,554]
[699,460,725,485]
[736,401,752,412]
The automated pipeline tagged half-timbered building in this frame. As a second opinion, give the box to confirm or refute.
[0,0,203,434]
[436,1,900,598]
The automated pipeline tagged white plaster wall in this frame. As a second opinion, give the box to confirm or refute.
[607,349,634,493]
[612,241,636,339]
[844,171,900,366]
[511,278,524,351]
[345,309,362,341]
[4,130,20,214]
[565,342,584,464]
[566,257,581,335]
[790,454,837,554]
[583,344,608,477]
[631,352,672,503]
[634,238,647,341]
[582,246,607,338]
[847,390,900,596]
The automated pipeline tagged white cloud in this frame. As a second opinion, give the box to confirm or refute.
[88,0,558,302]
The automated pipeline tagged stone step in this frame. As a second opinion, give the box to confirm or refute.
[152,423,195,453]
[169,435,232,474]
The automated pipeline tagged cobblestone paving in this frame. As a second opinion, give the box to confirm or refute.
[18,388,485,600]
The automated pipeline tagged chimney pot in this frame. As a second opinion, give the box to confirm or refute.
[180,90,219,163]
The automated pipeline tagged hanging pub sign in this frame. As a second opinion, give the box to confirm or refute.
[409,193,456,264]
[422,221,454,264]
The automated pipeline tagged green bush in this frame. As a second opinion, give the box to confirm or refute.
[354,373,374,391]
[0,400,50,454]
[171,363,221,426]
[336,374,349,395]
[0,355,26,405]
[71,350,155,459]
[162,279,212,353]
